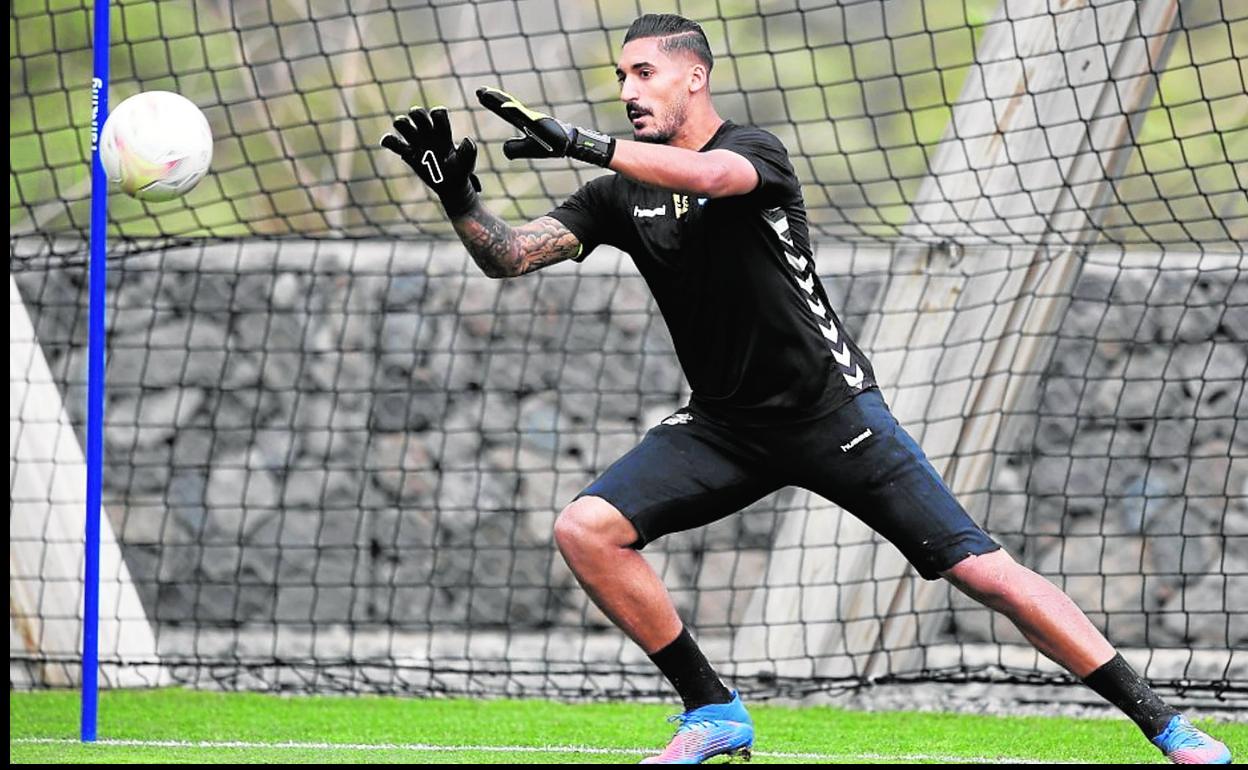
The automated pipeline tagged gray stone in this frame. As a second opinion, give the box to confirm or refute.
[304,350,374,393]
[230,273,279,314]
[277,466,365,510]
[368,433,440,506]
[1046,338,1097,381]
[1031,415,1075,454]
[440,428,490,469]
[1097,377,1190,421]
[1197,341,1247,398]
[1143,500,1220,579]
[1026,455,1072,497]
[109,317,230,388]
[1024,517,1152,644]
[379,312,426,354]
[982,462,1029,536]
[171,427,215,470]
[480,350,531,392]
[110,499,168,545]
[1220,303,1248,342]
[478,390,520,433]
[206,452,282,520]
[1158,568,1247,647]
[587,420,645,471]
[380,273,431,310]
[1147,418,1196,458]
[1227,471,1248,540]
[107,443,177,495]
[1172,303,1225,343]
[107,388,205,450]
[517,393,567,454]
[269,273,304,309]
[258,351,304,391]
[1106,422,1150,458]
[291,393,337,458]
[371,375,449,432]
[435,468,518,513]
[516,465,595,514]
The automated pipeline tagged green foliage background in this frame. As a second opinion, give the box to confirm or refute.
[10,0,1244,246]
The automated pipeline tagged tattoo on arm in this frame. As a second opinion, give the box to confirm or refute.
[452,202,581,278]
[511,216,583,275]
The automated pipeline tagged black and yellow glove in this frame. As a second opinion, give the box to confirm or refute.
[476,87,615,168]
[381,106,482,218]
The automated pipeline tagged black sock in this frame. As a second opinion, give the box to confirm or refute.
[1082,654,1180,738]
[647,626,733,712]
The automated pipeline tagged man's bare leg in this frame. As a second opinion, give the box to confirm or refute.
[941,548,1114,677]
[554,494,739,707]
[554,495,751,762]
[943,549,1230,764]
[553,495,682,654]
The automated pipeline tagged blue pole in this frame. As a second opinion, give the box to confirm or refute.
[83,0,110,744]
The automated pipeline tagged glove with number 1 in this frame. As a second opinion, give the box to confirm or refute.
[381,106,481,218]
[476,87,616,168]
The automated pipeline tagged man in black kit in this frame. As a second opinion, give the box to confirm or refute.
[381,13,1229,765]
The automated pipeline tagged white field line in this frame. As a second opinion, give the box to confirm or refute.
[12,737,1076,763]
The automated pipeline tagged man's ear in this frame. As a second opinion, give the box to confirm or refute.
[688,63,708,95]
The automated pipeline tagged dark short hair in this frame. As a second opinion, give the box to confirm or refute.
[623,14,714,72]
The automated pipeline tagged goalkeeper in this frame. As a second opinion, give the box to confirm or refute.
[381,13,1230,765]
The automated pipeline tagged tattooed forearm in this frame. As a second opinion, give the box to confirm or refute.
[453,203,515,278]
[512,216,583,275]
[452,202,581,278]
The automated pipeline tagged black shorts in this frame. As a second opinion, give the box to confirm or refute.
[577,388,999,580]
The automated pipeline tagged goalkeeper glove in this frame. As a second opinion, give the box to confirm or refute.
[476,87,615,168]
[381,106,482,219]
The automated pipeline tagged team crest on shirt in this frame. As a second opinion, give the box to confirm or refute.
[672,194,689,219]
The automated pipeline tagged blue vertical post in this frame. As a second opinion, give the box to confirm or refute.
[83,0,110,744]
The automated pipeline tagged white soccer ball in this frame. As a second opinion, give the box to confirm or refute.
[99,91,213,202]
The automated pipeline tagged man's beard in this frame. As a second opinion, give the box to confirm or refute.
[634,127,672,144]
[631,95,688,144]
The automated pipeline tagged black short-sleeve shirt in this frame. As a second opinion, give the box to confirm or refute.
[548,121,877,425]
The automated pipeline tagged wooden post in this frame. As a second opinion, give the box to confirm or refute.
[734,0,1188,683]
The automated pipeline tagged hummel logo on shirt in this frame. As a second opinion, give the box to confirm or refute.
[840,428,872,452]
[634,204,666,218]
[661,412,693,426]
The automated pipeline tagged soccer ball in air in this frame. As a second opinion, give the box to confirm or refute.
[99,91,213,202]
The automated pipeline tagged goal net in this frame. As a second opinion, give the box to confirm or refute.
[10,0,1245,703]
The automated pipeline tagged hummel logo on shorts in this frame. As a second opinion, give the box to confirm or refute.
[840,428,872,452]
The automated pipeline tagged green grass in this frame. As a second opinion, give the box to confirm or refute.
[10,689,1244,764]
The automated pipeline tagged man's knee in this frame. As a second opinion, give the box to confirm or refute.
[942,548,1022,609]
[554,496,640,554]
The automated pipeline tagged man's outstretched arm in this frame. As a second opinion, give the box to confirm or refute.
[608,141,757,198]
[475,87,757,198]
[380,105,583,279]
[451,204,581,279]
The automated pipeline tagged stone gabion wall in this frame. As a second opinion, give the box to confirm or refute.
[954,258,1246,648]
[11,242,1244,651]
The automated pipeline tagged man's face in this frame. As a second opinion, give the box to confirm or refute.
[616,37,694,144]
